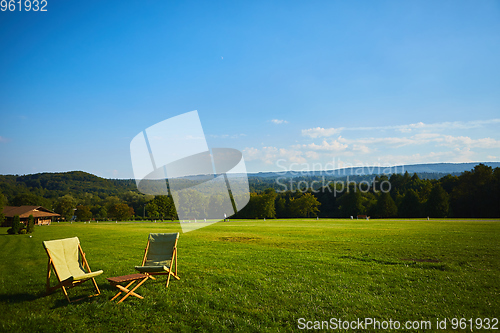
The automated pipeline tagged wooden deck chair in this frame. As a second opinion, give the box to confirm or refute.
[43,237,103,303]
[135,233,180,287]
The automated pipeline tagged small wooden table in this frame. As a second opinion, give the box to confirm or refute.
[107,273,150,303]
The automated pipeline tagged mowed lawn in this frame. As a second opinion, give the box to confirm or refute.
[0,218,499,332]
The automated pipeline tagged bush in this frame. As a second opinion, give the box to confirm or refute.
[7,228,15,235]
[18,225,26,234]
[12,215,21,234]
[27,215,35,234]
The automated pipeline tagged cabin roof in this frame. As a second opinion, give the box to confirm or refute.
[2,206,60,218]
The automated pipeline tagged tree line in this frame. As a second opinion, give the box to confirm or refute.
[0,164,498,224]
[230,164,498,219]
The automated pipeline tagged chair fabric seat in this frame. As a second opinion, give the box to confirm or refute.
[135,265,168,273]
[72,269,104,281]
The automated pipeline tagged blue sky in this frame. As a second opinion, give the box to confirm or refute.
[1,0,499,178]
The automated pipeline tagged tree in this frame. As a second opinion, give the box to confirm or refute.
[338,190,363,217]
[275,196,287,218]
[91,205,107,220]
[109,203,133,221]
[173,189,208,220]
[98,206,108,220]
[0,193,7,226]
[11,192,52,209]
[104,196,123,212]
[440,174,459,194]
[289,193,321,218]
[233,190,276,219]
[426,184,449,218]
[75,205,92,221]
[450,164,497,217]
[260,189,277,218]
[122,191,152,217]
[54,195,77,221]
[146,200,159,219]
[398,189,421,218]
[9,215,22,234]
[373,192,398,218]
[153,195,177,220]
[82,192,98,206]
[27,214,35,234]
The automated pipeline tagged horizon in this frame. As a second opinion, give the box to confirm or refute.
[1,160,497,180]
[1,1,499,178]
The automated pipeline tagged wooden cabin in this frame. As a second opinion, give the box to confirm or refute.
[2,206,60,226]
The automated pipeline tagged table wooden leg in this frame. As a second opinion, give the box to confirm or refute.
[107,274,150,303]
[110,280,136,301]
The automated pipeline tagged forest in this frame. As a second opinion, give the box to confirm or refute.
[0,164,498,225]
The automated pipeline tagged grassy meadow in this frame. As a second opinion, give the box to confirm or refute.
[0,218,499,332]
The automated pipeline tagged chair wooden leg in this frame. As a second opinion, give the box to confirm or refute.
[91,277,101,295]
[166,272,172,288]
[175,250,178,276]
[46,260,52,294]
[61,286,71,303]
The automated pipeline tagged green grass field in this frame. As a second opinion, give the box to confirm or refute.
[0,218,499,332]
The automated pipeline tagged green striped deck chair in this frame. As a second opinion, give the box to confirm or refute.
[135,233,180,287]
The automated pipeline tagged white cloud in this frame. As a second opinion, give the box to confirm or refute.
[352,144,371,154]
[305,151,320,159]
[385,119,500,132]
[242,147,261,160]
[395,122,426,133]
[279,148,305,163]
[0,136,10,143]
[413,133,441,139]
[337,133,500,149]
[437,136,500,149]
[270,119,288,124]
[301,127,344,138]
[245,118,499,170]
[301,118,500,137]
[243,146,305,164]
[394,120,500,133]
[339,136,422,148]
[209,133,246,139]
[303,139,348,151]
[373,147,476,166]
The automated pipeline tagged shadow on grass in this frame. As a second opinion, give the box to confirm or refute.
[38,282,118,308]
[0,292,43,303]
[340,255,449,271]
[48,295,95,309]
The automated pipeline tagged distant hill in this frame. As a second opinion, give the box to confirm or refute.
[0,171,137,201]
[248,162,500,178]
